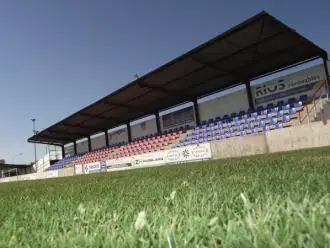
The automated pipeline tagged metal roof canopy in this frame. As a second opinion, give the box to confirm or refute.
[28,11,327,146]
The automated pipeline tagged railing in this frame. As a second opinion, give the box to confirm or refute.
[299,80,329,124]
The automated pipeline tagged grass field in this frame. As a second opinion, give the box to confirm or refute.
[0,148,329,247]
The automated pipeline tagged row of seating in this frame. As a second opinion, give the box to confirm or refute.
[173,100,302,148]
[69,131,185,165]
[46,155,80,171]
[46,98,306,171]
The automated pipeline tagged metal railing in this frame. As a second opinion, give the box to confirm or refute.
[299,80,329,124]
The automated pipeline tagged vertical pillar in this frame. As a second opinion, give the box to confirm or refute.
[73,141,77,155]
[61,145,65,159]
[245,81,255,111]
[127,123,132,142]
[155,112,161,133]
[87,136,92,152]
[193,98,200,126]
[323,56,330,90]
[105,130,109,147]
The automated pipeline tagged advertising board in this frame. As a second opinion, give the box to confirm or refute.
[166,143,212,164]
[252,65,327,106]
[131,151,166,167]
[84,162,101,174]
[74,164,83,175]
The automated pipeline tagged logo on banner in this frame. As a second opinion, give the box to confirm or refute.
[167,150,180,161]
[100,161,107,172]
[192,145,208,158]
[182,149,190,158]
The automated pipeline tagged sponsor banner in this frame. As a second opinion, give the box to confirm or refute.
[131,151,166,167]
[106,157,133,169]
[162,106,196,130]
[252,65,327,106]
[46,170,58,178]
[100,161,107,172]
[74,164,83,175]
[84,162,101,174]
[166,143,212,163]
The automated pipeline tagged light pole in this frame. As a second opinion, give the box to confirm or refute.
[12,153,23,164]
[31,118,37,167]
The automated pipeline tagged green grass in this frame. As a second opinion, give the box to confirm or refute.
[0,147,330,247]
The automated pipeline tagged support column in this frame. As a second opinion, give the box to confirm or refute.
[105,130,109,147]
[61,145,65,159]
[73,141,77,155]
[127,123,132,143]
[87,136,92,152]
[193,98,200,126]
[155,112,161,133]
[245,81,255,111]
[323,56,330,90]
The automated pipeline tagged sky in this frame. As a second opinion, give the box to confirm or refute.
[0,0,329,164]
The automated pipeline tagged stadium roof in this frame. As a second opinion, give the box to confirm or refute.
[28,11,327,146]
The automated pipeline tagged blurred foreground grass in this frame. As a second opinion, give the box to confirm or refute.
[0,147,329,247]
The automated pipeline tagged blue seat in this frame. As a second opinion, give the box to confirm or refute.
[266,103,274,110]
[215,116,221,122]
[289,108,296,115]
[251,112,258,117]
[259,120,266,128]
[251,128,258,134]
[223,114,230,120]
[277,100,284,107]
[256,106,263,113]
[275,123,283,129]
[263,125,270,132]
[230,112,237,118]
[283,104,291,110]
[208,118,214,124]
[261,109,268,115]
[240,130,246,136]
[270,117,278,125]
[201,120,207,125]
[288,97,296,105]
[277,110,284,117]
[239,110,246,116]
[299,95,308,103]
[282,115,290,123]
[295,101,303,108]
[233,116,239,122]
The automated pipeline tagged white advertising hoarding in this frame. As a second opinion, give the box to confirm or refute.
[74,164,83,175]
[46,170,59,178]
[131,151,167,167]
[84,162,101,174]
[166,143,212,164]
[252,65,327,106]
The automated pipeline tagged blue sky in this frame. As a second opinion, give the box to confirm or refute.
[0,0,329,164]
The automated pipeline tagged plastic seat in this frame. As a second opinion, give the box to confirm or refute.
[299,95,308,103]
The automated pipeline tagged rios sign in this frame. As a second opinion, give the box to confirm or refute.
[166,143,212,164]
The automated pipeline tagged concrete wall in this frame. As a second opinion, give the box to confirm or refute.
[211,121,330,159]
[211,134,268,159]
[199,90,249,121]
[265,121,330,153]
[58,167,74,177]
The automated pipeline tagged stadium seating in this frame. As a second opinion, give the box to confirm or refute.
[50,96,309,170]
[70,130,186,165]
[46,154,80,171]
[173,99,303,148]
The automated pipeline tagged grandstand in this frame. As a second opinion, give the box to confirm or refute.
[1,11,327,181]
